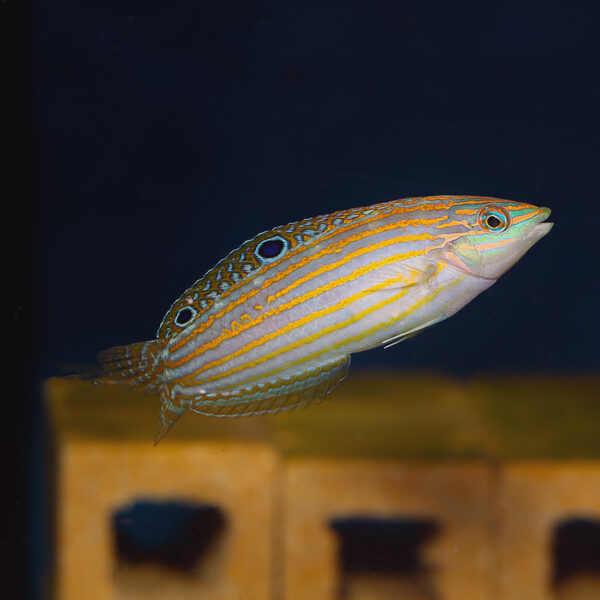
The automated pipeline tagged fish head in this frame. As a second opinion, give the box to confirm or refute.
[441,199,553,280]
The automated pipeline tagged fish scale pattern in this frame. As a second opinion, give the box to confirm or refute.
[157,200,399,339]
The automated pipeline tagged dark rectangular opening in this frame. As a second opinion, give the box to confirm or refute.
[330,516,440,599]
[113,499,226,573]
[552,517,600,598]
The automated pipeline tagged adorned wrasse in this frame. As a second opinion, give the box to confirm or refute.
[83,196,552,443]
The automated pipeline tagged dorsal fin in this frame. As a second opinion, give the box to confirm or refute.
[156,198,411,340]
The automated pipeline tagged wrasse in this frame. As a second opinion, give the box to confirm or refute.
[83,195,552,443]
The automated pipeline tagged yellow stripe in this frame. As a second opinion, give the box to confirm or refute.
[205,265,458,387]
[180,267,422,381]
[169,214,452,353]
[466,237,515,251]
[171,247,433,366]
[169,197,514,355]
[509,210,538,225]
[168,228,469,370]
[435,219,470,229]
[265,229,447,303]
[456,203,535,217]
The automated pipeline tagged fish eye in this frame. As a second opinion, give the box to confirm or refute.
[486,215,502,229]
[174,306,197,326]
[479,206,510,232]
[256,237,286,260]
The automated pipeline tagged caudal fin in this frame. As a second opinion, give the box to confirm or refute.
[71,339,165,392]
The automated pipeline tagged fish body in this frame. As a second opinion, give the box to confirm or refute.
[90,196,552,442]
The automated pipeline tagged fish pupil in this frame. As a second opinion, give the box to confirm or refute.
[486,215,502,229]
[175,307,194,326]
[258,238,284,258]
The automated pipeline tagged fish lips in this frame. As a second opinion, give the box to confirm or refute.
[516,207,553,255]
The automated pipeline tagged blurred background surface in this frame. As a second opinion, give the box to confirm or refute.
[7,0,600,598]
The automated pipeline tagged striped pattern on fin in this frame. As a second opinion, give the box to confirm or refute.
[95,340,164,391]
[155,393,186,445]
[184,355,351,417]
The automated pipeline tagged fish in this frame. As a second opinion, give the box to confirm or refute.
[80,195,552,443]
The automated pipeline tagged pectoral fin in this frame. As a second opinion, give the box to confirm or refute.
[364,262,438,291]
[381,316,443,349]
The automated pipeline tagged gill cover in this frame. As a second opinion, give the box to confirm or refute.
[442,204,553,280]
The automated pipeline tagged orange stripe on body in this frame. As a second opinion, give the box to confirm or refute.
[169,214,452,353]
[434,219,470,229]
[170,243,438,367]
[197,264,455,387]
[265,226,448,304]
[509,210,538,225]
[168,228,471,371]
[168,197,513,356]
[191,277,417,384]
[455,203,536,217]
[455,208,481,215]
[465,237,515,252]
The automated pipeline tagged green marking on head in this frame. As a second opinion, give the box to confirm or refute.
[443,200,553,280]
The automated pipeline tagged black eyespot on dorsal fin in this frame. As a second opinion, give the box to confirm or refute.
[174,306,197,327]
[256,237,286,260]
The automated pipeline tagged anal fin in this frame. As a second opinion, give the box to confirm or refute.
[181,355,351,418]
[155,392,186,445]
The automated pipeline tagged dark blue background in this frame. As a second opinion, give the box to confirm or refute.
[10,0,600,598]
[35,0,599,375]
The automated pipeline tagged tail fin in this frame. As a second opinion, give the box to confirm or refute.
[71,339,165,392]
[96,340,164,390]
[155,392,186,445]
[70,338,184,443]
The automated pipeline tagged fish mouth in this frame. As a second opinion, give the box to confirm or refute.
[439,205,553,281]
[527,207,553,242]
[531,221,553,238]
